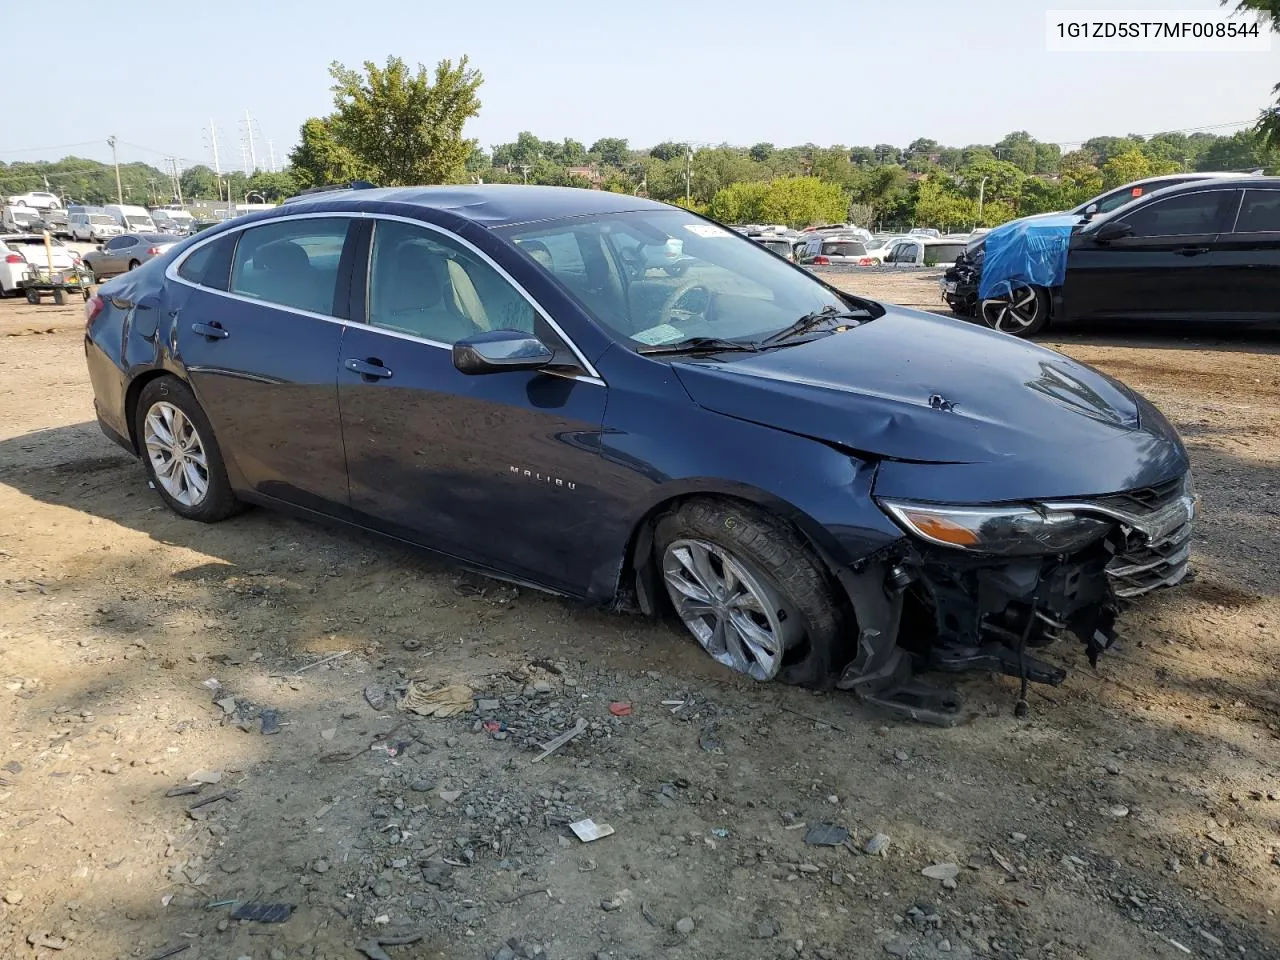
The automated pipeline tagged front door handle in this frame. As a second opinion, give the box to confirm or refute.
[344,357,393,380]
[191,321,229,340]
[1173,246,1209,257]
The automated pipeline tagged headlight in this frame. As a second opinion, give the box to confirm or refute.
[878,499,1113,556]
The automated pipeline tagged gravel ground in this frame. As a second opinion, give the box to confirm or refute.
[1,273,1277,960]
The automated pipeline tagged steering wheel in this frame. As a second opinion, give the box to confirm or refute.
[658,277,712,324]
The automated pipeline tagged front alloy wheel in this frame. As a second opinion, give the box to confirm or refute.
[661,538,803,680]
[143,401,210,507]
[980,285,1048,337]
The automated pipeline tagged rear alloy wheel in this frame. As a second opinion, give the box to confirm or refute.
[135,377,241,522]
[980,285,1048,337]
[128,259,140,271]
[654,499,847,687]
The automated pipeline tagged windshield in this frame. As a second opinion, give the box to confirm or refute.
[125,216,153,228]
[502,210,853,348]
[759,239,793,256]
[927,242,966,263]
[11,210,40,222]
[89,215,116,225]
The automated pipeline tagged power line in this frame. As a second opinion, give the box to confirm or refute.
[0,140,103,156]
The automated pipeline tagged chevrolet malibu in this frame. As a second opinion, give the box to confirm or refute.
[83,186,1196,723]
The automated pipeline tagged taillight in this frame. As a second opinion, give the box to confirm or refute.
[85,294,105,330]
[857,258,874,266]
[4,253,23,264]
[147,246,161,256]
[812,255,830,265]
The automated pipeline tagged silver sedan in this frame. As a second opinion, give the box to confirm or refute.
[83,233,179,279]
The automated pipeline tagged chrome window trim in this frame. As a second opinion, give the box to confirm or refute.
[164,209,604,384]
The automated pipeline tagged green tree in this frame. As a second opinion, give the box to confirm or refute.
[758,177,848,228]
[994,131,1037,174]
[956,158,1025,207]
[245,171,299,201]
[179,165,221,200]
[1222,0,1279,145]
[1101,149,1180,188]
[288,117,367,188]
[748,142,775,162]
[649,141,685,161]
[708,181,770,223]
[309,55,483,187]
[560,139,588,166]
[913,177,976,231]
[1033,142,1061,175]
[590,138,630,167]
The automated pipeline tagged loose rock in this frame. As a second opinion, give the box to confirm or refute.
[674,917,695,936]
[864,833,892,856]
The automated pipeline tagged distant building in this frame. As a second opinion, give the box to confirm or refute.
[567,164,604,185]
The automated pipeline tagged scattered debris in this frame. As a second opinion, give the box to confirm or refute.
[531,718,588,763]
[165,784,203,798]
[804,823,850,847]
[570,818,615,842]
[293,650,350,674]
[187,769,223,785]
[698,722,723,752]
[401,639,422,652]
[608,701,632,717]
[439,789,462,803]
[321,727,337,741]
[144,945,190,960]
[777,703,847,732]
[356,933,423,960]
[4,890,23,905]
[864,833,892,856]
[1108,805,1130,818]
[27,932,69,950]
[990,847,1018,877]
[753,917,781,939]
[364,685,389,711]
[674,916,695,936]
[922,863,960,881]
[187,789,240,818]
[401,681,474,718]
[259,709,281,735]
[229,902,294,923]
[214,697,238,716]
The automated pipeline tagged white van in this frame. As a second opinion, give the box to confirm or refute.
[2,205,46,233]
[153,207,195,231]
[103,204,156,234]
[69,211,124,242]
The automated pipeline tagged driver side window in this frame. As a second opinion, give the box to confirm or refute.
[367,220,536,345]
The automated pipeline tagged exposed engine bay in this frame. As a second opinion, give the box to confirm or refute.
[836,474,1196,725]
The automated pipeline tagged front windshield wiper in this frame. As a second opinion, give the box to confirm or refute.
[760,305,870,346]
[636,336,759,356]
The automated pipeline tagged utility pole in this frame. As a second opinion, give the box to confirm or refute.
[685,143,692,205]
[518,164,531,184]
[208,119,223,202]
[977,176,988,223]
[107,136,123,203]
[170,157,184,205]
[267,139,276,174]
[244,110,257,174]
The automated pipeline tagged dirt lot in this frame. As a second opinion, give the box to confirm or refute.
[1,272,1277,960]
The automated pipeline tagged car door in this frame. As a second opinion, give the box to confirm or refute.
[1213,187,1280,321]
[887,241,920,268]
[337,216,609,595]
[97,235,134,274]
[172,216,356,516]
[1063,187,1238,323]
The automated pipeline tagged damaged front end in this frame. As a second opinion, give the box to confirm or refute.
[835,473,1197,725]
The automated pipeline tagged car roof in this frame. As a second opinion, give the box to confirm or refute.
[1091,175,1280,223]
[283,185,669,227]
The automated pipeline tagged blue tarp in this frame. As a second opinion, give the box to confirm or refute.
[978,213,1081,301]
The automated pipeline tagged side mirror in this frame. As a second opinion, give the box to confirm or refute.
[452,329,554,375]
[1093,220,1134,243]
[1081,202,1099,221]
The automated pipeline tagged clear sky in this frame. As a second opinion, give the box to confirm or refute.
[5,0,1276,172]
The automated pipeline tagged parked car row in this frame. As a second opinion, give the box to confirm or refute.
[0,233,85,296]
[942,173,1279,337]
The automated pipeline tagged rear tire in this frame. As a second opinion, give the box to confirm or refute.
[654,499,848,688]
[53,288,66,305]
[980,285,1049,337]
[134,377,241,523]
[25,289,39,304]
[127,259,140,271]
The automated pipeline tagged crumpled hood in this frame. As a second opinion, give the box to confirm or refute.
[669,308,1186,500]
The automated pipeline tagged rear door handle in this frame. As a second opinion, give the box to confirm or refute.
[344,357,393,380]
[1173,246,1209,256]
[191,321,229,340]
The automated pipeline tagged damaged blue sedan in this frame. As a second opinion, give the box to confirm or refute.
[83,186,1196,723]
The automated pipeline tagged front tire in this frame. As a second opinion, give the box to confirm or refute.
[127,259,140,271]
[980,285,1049,337]
[654,499,847,688]
[134,377,241,523]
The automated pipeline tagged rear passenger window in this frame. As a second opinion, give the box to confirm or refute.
[178,241,218,284]
[229,218,351,316]
[1234,190,1280,233]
